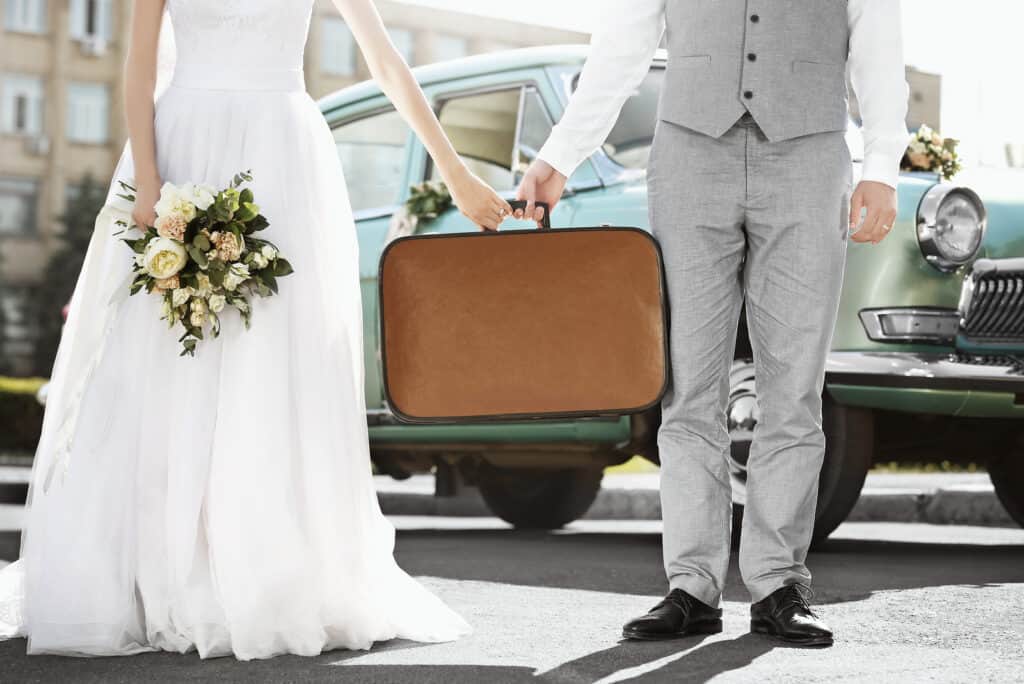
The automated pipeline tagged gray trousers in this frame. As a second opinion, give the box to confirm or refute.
[647,113,852,606]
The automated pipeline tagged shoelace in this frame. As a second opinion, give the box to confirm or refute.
[777,584,818,618]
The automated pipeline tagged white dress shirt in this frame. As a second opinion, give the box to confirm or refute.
[537,0,910,190]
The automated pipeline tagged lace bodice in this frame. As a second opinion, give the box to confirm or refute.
[167,0,314,75]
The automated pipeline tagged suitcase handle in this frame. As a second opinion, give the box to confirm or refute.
[508,200,552,230]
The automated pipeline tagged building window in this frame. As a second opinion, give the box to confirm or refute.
[389,28,415,65]
[1,74,44,135]
[321,17,356,76]
[67,82,109,144]
[0,178,39,235]
[0,286,38,365]
[434,35,469,63]
[4,0,47,34]
[69,0,113,42]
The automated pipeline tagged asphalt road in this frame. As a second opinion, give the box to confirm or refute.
[1,518,1023,683]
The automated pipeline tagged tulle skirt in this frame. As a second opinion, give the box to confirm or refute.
[0,81,470,659]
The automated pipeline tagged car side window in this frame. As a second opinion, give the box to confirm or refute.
[333,109,411,213]
[514,88,553,177]
[428,88,521,192]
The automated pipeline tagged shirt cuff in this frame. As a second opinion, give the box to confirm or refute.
[860,151,903,191]
[537,134,587,179]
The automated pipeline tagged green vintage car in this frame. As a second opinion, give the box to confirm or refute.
[319,46,1024,538]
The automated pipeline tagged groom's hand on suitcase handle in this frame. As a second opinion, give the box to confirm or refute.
[507,200,552,230]
[515,159,567,228]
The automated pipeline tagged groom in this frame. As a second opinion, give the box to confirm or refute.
[515,0,908,646]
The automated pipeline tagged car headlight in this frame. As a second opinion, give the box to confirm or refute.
[916,185,987,272]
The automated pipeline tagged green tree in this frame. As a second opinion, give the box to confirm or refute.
[31,175,107,376]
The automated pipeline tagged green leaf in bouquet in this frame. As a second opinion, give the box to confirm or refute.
[208,264,226,288]
[234,202,259,223]
[180,338,198,357]
[187,244,209,270]
[231,170,253,188]
[193,233,212,252]
[239,187,254,205]
[247,214,269,232]
[261,271,279,294]
[272,258,294,277]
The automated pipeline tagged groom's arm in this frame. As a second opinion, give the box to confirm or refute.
[847,0,910,244]
[515,0,666,223]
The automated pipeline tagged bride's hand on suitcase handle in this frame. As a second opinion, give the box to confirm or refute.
[448,168,514,232]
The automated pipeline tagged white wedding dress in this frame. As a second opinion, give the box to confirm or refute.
[0,0,470,660]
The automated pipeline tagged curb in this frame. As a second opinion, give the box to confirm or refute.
[378,484,1017,528]
[2,466,1016,528]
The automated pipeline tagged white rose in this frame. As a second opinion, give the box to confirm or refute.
[143,237,188,279]
[153,183,197,223]
[208,294,226,313]
[194,273,212,297]
[171,287,192,308]
[183,182,216,211]
[260,245,277,261]
[251,253,268,269]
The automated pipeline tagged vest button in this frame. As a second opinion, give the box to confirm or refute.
[743,90,754,99]
[750,13,760,22]
[747,53,757,61]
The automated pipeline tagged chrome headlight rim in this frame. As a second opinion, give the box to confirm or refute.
[916,184,988,273]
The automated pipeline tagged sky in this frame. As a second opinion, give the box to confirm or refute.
[405,0,1024,168]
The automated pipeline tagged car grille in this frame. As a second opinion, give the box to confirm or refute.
[960,260,1024,343]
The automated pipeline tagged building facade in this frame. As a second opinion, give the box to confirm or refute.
[0,0,584,374]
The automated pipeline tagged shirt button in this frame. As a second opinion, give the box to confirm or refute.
[750,14,760,22]
[743,90,754,99]
[747,53,757,61]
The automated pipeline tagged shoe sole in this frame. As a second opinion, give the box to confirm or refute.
[621,618,723,641]
[750,619,833,648]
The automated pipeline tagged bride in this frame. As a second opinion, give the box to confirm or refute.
[0,0,511,660]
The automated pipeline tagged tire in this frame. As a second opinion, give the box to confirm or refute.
[477,464,604,529]
[989,432,1024,528]
[728,360,873,545]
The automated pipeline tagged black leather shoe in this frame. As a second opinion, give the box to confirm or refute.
[622,589,723,640]
[750,584,833,647]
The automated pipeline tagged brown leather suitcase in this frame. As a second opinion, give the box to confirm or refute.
[378,202,669,423]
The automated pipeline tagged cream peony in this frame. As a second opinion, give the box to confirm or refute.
[260,245,277,261]
[154,183,197,223]
[250,253,269,269]
[143,237,188,279]
[208,294,226,313]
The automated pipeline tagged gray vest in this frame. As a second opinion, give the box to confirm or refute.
[658,0,850,141]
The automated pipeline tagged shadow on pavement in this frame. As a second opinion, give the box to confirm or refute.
[389,528,1024,605]
[539,633,775,684]
[0,637,540,683]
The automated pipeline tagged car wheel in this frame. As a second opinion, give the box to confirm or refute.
[477,464,604,529]
[989,432,1024,528]
[728,359,873,545]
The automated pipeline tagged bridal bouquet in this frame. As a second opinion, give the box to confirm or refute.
[117,171,294,356]
[901,124,961,180]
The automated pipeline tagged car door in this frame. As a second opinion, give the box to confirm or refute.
[328,102,416,410]
[410,73,602,236]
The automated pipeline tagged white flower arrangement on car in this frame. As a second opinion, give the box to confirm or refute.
[117,171,294,356]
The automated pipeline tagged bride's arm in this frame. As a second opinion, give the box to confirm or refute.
[330,0,512,230]
[125,0,166,229]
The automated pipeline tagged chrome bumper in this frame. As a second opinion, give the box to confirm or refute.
[825,351,1024,393]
